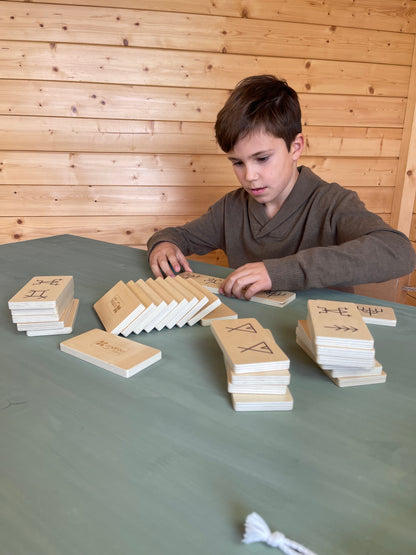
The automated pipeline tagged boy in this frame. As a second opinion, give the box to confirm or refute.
[147,75,415,300]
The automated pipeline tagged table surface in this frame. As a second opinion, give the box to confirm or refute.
[1,235,415,555]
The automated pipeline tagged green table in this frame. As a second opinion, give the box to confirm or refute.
[1,235,415,555]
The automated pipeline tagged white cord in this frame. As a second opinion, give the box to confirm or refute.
[242,512,317,555]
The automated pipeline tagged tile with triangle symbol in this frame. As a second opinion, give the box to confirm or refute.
[210,319,289,373]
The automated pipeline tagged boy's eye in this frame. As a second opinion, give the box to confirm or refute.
[257,156,269,163]
[231,161,243,167]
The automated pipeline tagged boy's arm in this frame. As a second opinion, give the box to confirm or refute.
[263,227,416,292]
[221,229,415,296]
[147,195,228,276]
[222,187,415,295]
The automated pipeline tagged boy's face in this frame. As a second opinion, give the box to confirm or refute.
[227,129,304,218]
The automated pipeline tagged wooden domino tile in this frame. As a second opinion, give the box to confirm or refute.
[180,278,221,326]
[60,328,161,378]
[200,302,238,326]
[135,279,168,332]
[211,319,290,373]
[174,275,209,327]
[93,281,145,335]
[307,299,374,349]
[156,276,193,328]
[355,303,396,326]
[8,276,74,311]
[179,271,223,293]
[322,370,387,387]
[231,390,294,411]
[325,360,383,377]
[144,278,178,330]
[125,280,158,335]
[164,276,198,327]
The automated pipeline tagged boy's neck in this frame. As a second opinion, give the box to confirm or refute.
[264,166,300,219]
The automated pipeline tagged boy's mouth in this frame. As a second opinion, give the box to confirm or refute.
[249,187,267,196]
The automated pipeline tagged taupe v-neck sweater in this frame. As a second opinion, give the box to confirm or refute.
[147,166,415,291]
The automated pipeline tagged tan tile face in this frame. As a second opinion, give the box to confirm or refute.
[60,328,161,378]
[8,275,74,310]
[211,318,289,373]
[355,303,396,326]
[93,281,145,335]
[307,299,374,348]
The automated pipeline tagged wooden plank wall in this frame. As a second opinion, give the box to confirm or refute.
[1,0,416,300]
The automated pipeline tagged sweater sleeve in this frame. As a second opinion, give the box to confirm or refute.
[263,190,416,291]
[147,196,227,256]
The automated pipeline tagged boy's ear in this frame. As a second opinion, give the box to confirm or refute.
[291,133,304,161]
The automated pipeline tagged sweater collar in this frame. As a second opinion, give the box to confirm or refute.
[248,166,323,233]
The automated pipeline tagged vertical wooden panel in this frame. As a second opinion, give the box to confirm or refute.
[391,39,416,235]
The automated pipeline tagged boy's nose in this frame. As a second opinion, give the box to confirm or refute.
[245,165,258,182]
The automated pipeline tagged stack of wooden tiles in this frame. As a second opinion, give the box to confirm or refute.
[8,276,79,336]
[93,275,226,336]
[210,318,293,411]
[296,299,389,387]
[179,271,296,307]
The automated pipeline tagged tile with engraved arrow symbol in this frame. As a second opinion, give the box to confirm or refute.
[307,299,374,349]
[324,325,359,333]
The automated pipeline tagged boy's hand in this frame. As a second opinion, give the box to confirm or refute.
[219,262,272,300]
[149,242,192,278]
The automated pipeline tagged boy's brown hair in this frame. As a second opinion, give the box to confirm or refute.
[215,74,302,153]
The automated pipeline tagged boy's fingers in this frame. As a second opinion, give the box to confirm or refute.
[220,263,271,299]
[175,252,193,273]
[221,274,245,298]
[149,246,192,278]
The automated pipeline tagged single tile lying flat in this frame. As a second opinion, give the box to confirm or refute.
[355,303,396,326]
[200,302,238,326]
[231,390,293,411]
[60,328,161,378]
[323,370,387,387]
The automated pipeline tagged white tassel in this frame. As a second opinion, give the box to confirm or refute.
[242,512,317,555]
